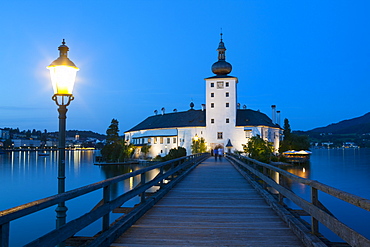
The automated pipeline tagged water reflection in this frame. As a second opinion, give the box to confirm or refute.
[99,164,160,200]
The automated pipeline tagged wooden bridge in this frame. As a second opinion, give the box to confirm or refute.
[111,157,305,246]
[1,153,370,247]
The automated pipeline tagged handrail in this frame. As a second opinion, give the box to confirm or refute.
[0,153,209,247]
[227,154,370,247]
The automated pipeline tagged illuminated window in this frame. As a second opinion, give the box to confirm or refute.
[226,103,229,107]
[154,137,157,144]
[217,132,223,139]
[211,103,214,108]
[148,138,151,144]
[211,83,214,87]
[211,119,214,123]
[245,131,252,138]
[173,138,176,143]
[226,118,229,123]
[160,137,163,144]
[211,93,214,97]
[225,92,229,97]
[167,138,170,144]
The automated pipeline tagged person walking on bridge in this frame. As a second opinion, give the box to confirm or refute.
[213,149,218,161]
[218,148,223,161]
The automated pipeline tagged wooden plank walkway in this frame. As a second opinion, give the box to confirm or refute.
[111,157,305,247]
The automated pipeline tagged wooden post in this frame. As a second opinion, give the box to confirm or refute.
[102,185,110,231]
[0,223,10,247]
[141,172,146,203]
[262,167,267,189]
[311,187,319,234]
[278,173,284,204]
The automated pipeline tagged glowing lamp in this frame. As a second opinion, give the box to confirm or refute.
[194,134,199,141]
[47,39,79,96]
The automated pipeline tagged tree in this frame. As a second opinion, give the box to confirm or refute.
[141,144,151,159]
[243,135,274,163]
[191,137,207,154]
[106,119,119,144]
[157,147,187,161]
[280,118,310,153]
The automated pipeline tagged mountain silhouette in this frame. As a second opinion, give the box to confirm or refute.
[307,112,370,134]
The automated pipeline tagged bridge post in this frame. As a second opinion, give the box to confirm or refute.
[278,173,284,204]
[0,223,10,247]
[102,185,111,231]
[311,187,319,234]
[141,173,146,203]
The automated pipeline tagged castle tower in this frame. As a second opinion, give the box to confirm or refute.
[205,34,238,149]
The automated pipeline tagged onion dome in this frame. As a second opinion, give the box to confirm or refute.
[211,33,232,76]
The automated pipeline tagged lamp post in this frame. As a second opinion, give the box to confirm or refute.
[47,40,79,238]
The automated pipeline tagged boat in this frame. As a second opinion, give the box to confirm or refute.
[282,150,312,163]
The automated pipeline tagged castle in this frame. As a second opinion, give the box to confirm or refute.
[124,35,281,158]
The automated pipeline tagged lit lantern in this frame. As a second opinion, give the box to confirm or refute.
[47,39,79,96]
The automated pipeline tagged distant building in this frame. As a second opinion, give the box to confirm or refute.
[125,35,281,158]
[0,129,10,140]
[12,139,41,148]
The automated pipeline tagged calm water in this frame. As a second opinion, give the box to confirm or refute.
[1,149,369,245]
[0,150,156,246]
[283,148,370,242]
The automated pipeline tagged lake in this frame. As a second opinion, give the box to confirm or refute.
[1,148,369,246]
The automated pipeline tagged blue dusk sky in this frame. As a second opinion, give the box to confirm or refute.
[1,1,369,135]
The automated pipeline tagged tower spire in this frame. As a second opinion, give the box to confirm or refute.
[211,33,232,75]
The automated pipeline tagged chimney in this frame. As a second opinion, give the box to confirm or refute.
[243,105,246,109]
[154,110,158,115]
[276,111,281,126]
[271,105,276,124]
[161,107,165,115]
[201,104,206,111]
[237,103,240,109]
[173,109,177,113]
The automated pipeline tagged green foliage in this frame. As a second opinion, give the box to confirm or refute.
[191,137,207,154]
[101,140,134,162]
[141,144,151,159]
[161,147,187,161]
[106,119,119,144]
[243,135,274,163]
[280,118,310,152]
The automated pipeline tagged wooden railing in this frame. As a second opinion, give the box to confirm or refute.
[227,154,370,247]
[0,153,209,247]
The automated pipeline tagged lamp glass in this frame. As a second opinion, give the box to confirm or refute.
[48,65,79,95]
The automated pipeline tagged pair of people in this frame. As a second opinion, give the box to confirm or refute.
[213,148,224,161]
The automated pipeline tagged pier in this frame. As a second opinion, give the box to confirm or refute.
[111,157,304,246]
[1,153,370,247]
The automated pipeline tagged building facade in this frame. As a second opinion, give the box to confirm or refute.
[124,35,281,159]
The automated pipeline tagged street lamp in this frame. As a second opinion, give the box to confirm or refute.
[47,39,79,236]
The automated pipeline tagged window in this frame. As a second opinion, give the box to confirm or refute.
[226,118,229,123]
[167,138,170,144]
[245,130,252,138]
[211,93,214,97]
[148,138,151,144]
[211,82,214,87]
[173,138,176,143]
[217,132,223,139]
[226,103,229,107]
[160,137,163,144]
[217,81,224,89]
[226,82,229,87]
[154,137,157,144]
[211,103,214,108]
[211,119,214,123]
[225,92,229,97]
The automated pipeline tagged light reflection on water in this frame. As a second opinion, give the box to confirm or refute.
[0,150,159,246]
[279,148,370,242]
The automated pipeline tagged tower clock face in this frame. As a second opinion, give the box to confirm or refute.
[217,81,224,89]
